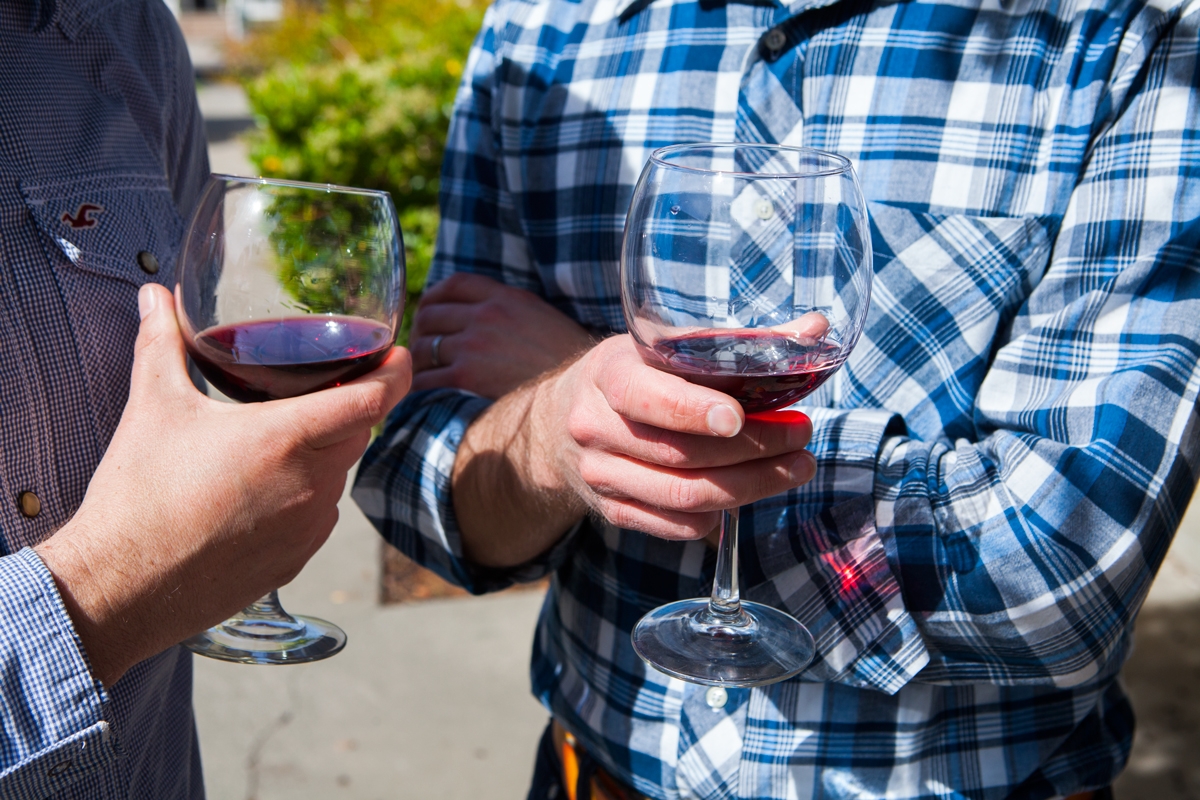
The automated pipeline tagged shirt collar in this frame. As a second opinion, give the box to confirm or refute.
[31,0,120,38]
[614,0,847,24]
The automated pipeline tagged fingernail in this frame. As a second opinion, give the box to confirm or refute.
[789,451,815,482]
[706,404,742,437]
[137,285,157,319]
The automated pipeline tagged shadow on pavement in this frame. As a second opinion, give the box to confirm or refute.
[1115,601,1200,799]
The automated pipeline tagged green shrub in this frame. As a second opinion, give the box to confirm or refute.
[237,0,487,343]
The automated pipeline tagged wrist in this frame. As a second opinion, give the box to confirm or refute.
[34,523,139,687]
[453,370,586,567]
[523,370,584,501]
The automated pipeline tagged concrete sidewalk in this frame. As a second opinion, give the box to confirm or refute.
[192,482,549,800]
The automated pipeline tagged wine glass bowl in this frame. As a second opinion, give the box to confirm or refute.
[621,144,871,687]
[175,174,404,664]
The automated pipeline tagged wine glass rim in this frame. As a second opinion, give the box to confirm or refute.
[209,173,393,198]
[649,143,853,178]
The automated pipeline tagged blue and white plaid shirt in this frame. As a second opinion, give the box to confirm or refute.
[353,0,1200,795]
[0,0,208,796]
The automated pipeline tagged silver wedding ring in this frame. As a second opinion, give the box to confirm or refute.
[430,335,444,368]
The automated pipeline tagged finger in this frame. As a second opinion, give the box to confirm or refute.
[418,273,506,307]
[282,347,413,449]
[771,311,831,343]
[580,448,816,514]
[582,412,813,469]
[589,496,719,541]
[412,333,456,373]
[313,428,373,472]
[128,284,201,403]
[411,304,476,339]
[410,367,458,393]
[592,341,745,437]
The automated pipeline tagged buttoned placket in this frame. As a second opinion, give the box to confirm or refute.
[666,6,810,796]
[670,0,876,794]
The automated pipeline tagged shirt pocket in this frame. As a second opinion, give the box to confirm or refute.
[829,202,1056,443]
[19,173,186,445]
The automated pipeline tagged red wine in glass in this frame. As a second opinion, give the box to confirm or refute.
[176,174,403,667]
[622,144,872,688]
[639,330,843,414]
[187,316,394,403]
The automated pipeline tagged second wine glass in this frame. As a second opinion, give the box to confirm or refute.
[175,174,405,664]
[621,144,872,687]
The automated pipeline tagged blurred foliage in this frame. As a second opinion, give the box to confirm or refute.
[234,0,487,343]
[269,190,402,323]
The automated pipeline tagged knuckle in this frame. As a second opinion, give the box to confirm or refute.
[665,476,705,512]
[442,362,463,383]
[575,452,609,493]
[600,368,633,413]
[754,458,795,499]
[643,427,689,466]
[476,303,505,325]
[664,391,701,425]
[133,327,165,361]
[352,385,389,425]
[566,406,600,447]
[443,272,470,290]
[597,499,639,531]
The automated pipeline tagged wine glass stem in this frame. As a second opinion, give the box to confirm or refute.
[708,507,744,622]
[229,590,305,635]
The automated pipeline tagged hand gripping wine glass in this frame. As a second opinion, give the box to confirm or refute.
[621,144,872,687]
[176,175,404,664]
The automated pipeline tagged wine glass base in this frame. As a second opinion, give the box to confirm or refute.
[631,599,815,688]
[183,615,347,665]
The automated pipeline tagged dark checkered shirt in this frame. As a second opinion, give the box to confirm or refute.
[0,0,208,796]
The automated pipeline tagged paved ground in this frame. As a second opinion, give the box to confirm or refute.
[192,73,1200,800]
[191,481,549,800]
[1112,514,1200,800]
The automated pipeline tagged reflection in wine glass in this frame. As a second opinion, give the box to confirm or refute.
[621,143,872,687]
[176,175,404,664]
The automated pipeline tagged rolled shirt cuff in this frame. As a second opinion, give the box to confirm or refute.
[743,407,930,694]
[0,548,117,792]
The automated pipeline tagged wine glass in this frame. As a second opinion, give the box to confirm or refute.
[621,144,872,687]
[175,174,404,664]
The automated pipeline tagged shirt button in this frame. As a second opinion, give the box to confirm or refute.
[755,199,774,220]
[136,251,159,275]
[46,759,73,777]
[17,491,41,519]
[705,686,728,709]
[764,28,787,54]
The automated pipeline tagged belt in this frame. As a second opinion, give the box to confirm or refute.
[553,720,651,800]
[552,720,1107,800]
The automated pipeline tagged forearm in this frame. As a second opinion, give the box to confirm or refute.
[452,372,587,567]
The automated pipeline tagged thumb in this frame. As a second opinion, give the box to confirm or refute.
[128,283,197,402]
[276,346,413,450]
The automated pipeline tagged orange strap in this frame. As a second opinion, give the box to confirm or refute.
[560,730,581,800]
[554,721,648,800]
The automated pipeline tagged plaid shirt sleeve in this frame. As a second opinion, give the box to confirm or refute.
[745,3,1200,693]
[355,10,582,592]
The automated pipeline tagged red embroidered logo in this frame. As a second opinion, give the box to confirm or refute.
[61,203,104,229]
